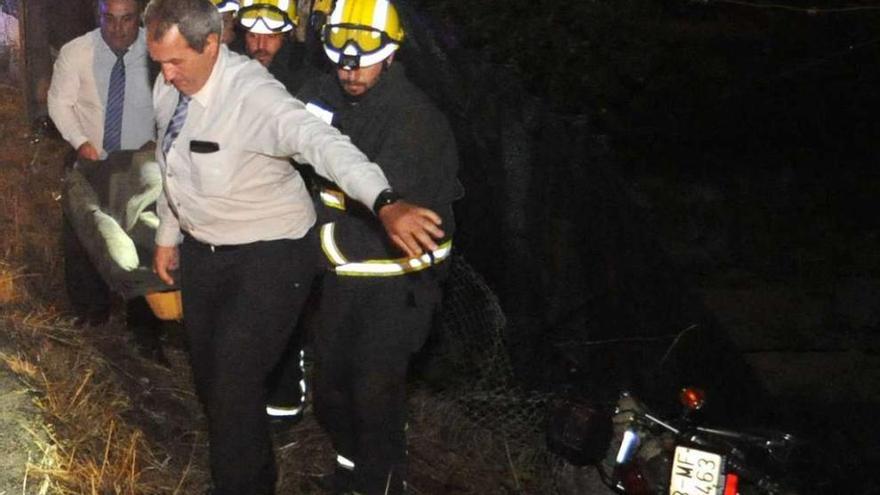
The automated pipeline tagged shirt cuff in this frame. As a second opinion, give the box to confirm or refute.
[347,166,390,212]
[155,223,182,247]
[69,135,89,151]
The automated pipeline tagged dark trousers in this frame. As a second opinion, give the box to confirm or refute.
[61,150,110,317]
[180,231,318,495]
[313,270,444,495]
[63,213,111,316]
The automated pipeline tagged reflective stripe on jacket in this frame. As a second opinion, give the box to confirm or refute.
[320,222,452,277]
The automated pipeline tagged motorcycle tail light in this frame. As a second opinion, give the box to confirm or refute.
[679,387,706,411]
[723,472,739,495]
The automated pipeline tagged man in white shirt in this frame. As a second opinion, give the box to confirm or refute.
[48,0,161,340]
[48,0,154,161]
[143,0,444,493]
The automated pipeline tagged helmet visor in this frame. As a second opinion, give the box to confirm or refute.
[324,23,397,54]
[239,4,295,32]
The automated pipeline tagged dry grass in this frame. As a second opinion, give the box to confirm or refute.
[0,261,30,304]
[0,310,207,494]
[0,85,65,303]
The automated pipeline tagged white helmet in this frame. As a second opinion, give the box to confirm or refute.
[212,0,241,14]
[239,0,298,34]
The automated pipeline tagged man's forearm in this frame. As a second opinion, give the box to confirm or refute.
[47,105,89,151]
[266,93,392,209]
[154,193,182,247]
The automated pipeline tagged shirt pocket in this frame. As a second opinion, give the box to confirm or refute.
[189,148,235,197]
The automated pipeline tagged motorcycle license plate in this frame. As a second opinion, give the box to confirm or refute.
[669,446,723,495]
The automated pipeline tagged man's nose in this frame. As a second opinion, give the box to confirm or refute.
[161,64,176,83]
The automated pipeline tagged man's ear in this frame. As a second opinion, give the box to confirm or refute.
[384,52,395,69]
[204,32,221,55]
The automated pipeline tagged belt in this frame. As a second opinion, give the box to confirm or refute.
[183,232,256,252]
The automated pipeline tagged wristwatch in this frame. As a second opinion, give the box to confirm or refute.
[373,188,402,215]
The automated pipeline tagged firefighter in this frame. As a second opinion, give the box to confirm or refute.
[234,0,314,437]
[297,0,462,492]
[211,0,240,45]
[238,0,319,93]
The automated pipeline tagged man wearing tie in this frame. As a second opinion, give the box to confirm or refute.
[144,0,446,491]
[48,0,159,343]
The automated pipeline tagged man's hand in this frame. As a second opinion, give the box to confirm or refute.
[76,142,99,161]
[153,244,180,286]
[378,201,444,258]
[138,140,157,152]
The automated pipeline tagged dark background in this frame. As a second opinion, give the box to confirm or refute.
[397,0,880,391]
[392,1,880,487]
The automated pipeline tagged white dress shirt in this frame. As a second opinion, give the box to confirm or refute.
[154,47,390,247]
[48,28,155,156]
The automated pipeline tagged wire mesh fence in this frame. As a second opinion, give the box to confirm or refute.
[415,255,571,491]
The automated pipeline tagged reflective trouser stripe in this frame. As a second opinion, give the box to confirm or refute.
[298,349,307,403]
[266,404,302,417]
[265,350,306,416]
[337,454,355,470]
[320,222,452,277]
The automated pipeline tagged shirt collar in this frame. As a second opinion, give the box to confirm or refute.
[190,44,227,108]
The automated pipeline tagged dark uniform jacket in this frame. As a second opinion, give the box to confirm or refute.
[229,38,323,95]
[269,41,322,95]
[297,63,462,263]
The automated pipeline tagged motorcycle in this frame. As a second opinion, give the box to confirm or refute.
[547,387,807,495]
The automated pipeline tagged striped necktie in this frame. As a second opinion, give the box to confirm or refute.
[102,53,126,153]
[162,94,192,157]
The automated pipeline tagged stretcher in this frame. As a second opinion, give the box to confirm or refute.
[62,150,181,319]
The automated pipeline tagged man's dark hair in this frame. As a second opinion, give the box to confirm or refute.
[143,0,220,53]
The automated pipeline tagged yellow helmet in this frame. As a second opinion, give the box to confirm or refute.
[212,0,241,14]
[239,0,298,34]
[302,0,335,34]
[311,0,335,16]
[322,0,404,69]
